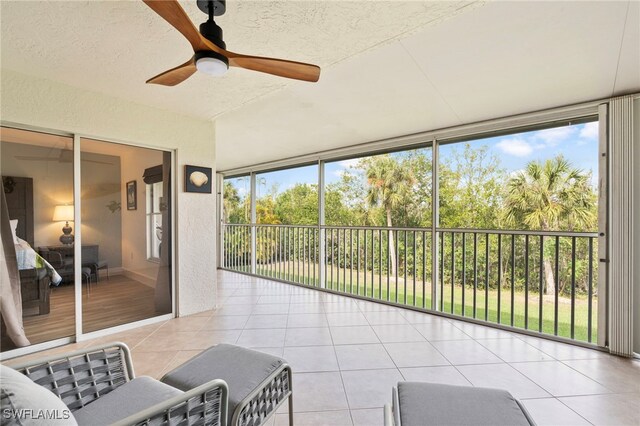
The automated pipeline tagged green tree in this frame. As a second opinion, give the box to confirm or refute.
[503,156,597,295]
[223,181,250,223]
[275,184,318,224]
[439,143,506,229]
[326,168,370,226]
[223,181,240,222]
[402,149,433,228]
[364,155,415,277]
[256,196,279,224]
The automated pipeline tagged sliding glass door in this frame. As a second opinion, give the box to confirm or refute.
[0,126,173,355]
[1,127,76,351]
[80,138,172,333]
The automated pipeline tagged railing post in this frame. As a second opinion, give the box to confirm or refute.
[250,173,257,275]
[431,139,439,311]
[318,160,326,288]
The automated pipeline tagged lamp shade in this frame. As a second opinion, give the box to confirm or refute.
[53,205,74,222]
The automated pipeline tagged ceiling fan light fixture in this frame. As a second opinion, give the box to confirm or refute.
[195,51,229,76]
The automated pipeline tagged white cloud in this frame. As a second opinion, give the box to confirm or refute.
[496,138,534,157]
[533,126,576,146]
[579,122,598,140]
[509,168,526,178]
[339,159,359,169]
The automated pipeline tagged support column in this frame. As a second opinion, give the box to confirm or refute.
[250,173,257,275]
[216,173,224,269]
[318,161,326,288]
[431,140,439,311]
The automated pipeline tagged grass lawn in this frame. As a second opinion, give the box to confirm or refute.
[232,260,598,343]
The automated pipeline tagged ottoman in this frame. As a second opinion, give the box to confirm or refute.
[385,382,536,426]
[161,344,292,426]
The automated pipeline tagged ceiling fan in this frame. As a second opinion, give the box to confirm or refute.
[143,0,321,86]
[15,147,113,165]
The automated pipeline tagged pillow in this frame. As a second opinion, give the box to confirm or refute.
[9,219,19,244]
[0,365,78,425]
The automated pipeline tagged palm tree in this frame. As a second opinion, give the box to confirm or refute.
[365,155,414,277]
[223,181,240,223]
[503,156,596,295]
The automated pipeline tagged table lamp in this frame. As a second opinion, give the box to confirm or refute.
[53,204,74,245]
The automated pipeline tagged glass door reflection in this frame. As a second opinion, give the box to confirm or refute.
[1,126,75,351]
[80,139,172,333]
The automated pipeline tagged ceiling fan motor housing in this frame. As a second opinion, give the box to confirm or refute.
[197,0,226,16]
[199,20,226,50]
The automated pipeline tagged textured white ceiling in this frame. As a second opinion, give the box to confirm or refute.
[216,0,640,170]
[1,1,638,172]
[0,0,480,120]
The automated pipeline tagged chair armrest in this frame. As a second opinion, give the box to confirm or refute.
[7,342,135,411]
[112,378,229,426]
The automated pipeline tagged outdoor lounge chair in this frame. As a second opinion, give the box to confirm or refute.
[161,343,293,426]
[384,382,536,426]
[1,342,291,426]
[1,342,228,425]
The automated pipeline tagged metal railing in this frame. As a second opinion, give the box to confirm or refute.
[256,224,320,286]
[222,223,598,343]
[223,224,251,273]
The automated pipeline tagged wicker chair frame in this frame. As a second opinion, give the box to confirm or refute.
[5,342,229,426]
[231,364,292,426]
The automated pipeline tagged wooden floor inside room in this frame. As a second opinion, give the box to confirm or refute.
[4,275,166,351]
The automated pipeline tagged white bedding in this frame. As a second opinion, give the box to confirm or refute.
[15,238,62,285]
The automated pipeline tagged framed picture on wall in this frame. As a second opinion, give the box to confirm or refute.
[126,180,137,210]
[185,165,212,194]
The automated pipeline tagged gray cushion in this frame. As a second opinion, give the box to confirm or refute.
[0,365,78,425]
[72,376,182,426]
[161,344,284,424]
[397,382,535,426]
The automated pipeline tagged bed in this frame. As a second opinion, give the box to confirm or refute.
[3,176,59,316]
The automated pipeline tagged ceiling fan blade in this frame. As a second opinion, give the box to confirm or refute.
[142,0,210,51]
[147,57,197,86]
[228,53,321,82]
[17,155,111,165]
[82,159,115,165]
[15,156,56,161]
[140,0,319,83]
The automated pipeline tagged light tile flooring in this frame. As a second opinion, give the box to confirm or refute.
[7,271,640,426]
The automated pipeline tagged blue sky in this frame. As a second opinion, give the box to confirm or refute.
[227,121,599,198]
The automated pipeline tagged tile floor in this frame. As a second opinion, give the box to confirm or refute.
[6,271,640,426]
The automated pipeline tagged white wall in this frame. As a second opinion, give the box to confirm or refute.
[1,69,217,316]
[80,151,123,271]
[1,143,123,272]
[1,142,73,247]
[119,145,163,286]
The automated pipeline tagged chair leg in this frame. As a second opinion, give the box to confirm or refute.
[288,394,293,426]
[82,274,90,298]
